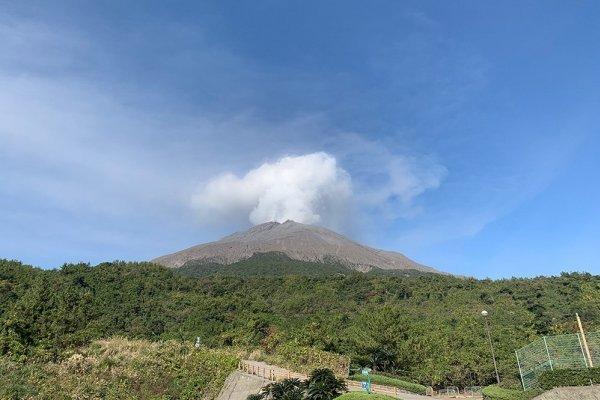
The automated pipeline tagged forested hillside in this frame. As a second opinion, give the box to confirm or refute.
[1,258,598,389]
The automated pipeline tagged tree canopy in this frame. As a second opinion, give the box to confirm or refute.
[1,257,598,388]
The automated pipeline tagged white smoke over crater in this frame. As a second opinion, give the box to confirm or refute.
[192,152,352,226]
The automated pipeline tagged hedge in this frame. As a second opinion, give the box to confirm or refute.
[482,385,543,400]
[335,393,397,400]
[348,373,427,395]
[538,367,600,390]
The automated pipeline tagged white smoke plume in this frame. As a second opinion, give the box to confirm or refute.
[192,152,353,226]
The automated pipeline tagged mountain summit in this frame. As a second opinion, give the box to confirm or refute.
[152,220,442,274]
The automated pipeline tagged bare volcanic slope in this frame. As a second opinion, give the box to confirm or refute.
[152,220,442,274]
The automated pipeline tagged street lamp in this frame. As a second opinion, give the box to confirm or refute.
[481,310,500,384]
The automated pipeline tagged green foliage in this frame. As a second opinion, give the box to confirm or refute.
[0,337,239,399]
[348,374,426,395]
[249,369,346,400]
[248,394,266,400]
[537,367,600,389]
[305,368,347,400]
[259,379,305,400]
[481,385,543,400]
[257,343,350,376]
[1,258,599,389]
[334,393,397,400]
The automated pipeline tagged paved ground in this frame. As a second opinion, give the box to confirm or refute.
[533,386,600,400]
[216,371,270,400]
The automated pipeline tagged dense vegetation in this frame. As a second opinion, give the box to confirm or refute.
[0,337,239,399]
[253,342,349,376]
[481,385,543,400]
[1,257,599,390]
[335,394,396,400]
[538,367,600,389]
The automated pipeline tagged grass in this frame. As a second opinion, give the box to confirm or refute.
[0,337,240,400]
[481,385,544,400]
[336,393,400,400]
[348,373,427,395]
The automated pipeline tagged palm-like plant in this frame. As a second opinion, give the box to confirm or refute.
[251,378,304,400]
[304,369,347,400]
[247,369,346,400]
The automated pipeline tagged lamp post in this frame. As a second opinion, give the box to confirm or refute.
[481,310,500,384]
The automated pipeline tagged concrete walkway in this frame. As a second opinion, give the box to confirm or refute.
[217,371,271,400]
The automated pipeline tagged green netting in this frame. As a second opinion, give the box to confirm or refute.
[588,331,600,366]
[515,332,597,390]
[545,333,588,370]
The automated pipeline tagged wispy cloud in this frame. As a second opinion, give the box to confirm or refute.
[328,133,447,220]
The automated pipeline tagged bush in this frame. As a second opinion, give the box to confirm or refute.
[0,338,240,399]
[538,367,600,389]
[348,373,427,395]
[256,343,350,377]
[305,368,347,400]
[482,385,543,400]
[335,393,397,400]
[256,378,305,400]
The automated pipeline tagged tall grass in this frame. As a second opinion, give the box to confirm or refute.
[0,337,240,399]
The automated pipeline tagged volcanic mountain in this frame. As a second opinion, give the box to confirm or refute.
[152,220,442,274]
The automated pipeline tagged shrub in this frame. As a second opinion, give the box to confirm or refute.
[348,373,427,395]
[335,394,397,400]
[255,343,350,377]
[537,367,600,389]
[482,385,543,400]
[305,368,347,400]
[0,338,240,399]
[258,378,305,400]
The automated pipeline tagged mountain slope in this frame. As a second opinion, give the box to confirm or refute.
[152,220,442,274]
[175,252,437,278]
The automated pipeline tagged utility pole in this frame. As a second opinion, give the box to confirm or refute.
[482,310,501,384]
[576,313,594,368]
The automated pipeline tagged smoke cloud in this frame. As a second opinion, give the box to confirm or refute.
[192,152,352,226]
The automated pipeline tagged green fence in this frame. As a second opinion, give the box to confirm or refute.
[515,332,600,390]
[589,331,600,365]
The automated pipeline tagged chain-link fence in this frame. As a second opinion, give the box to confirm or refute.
[515,332,600,390]
[589,331,600,366]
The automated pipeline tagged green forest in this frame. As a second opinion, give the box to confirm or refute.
[1,255,599,391]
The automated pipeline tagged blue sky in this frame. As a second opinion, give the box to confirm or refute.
[1,1,599,278]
